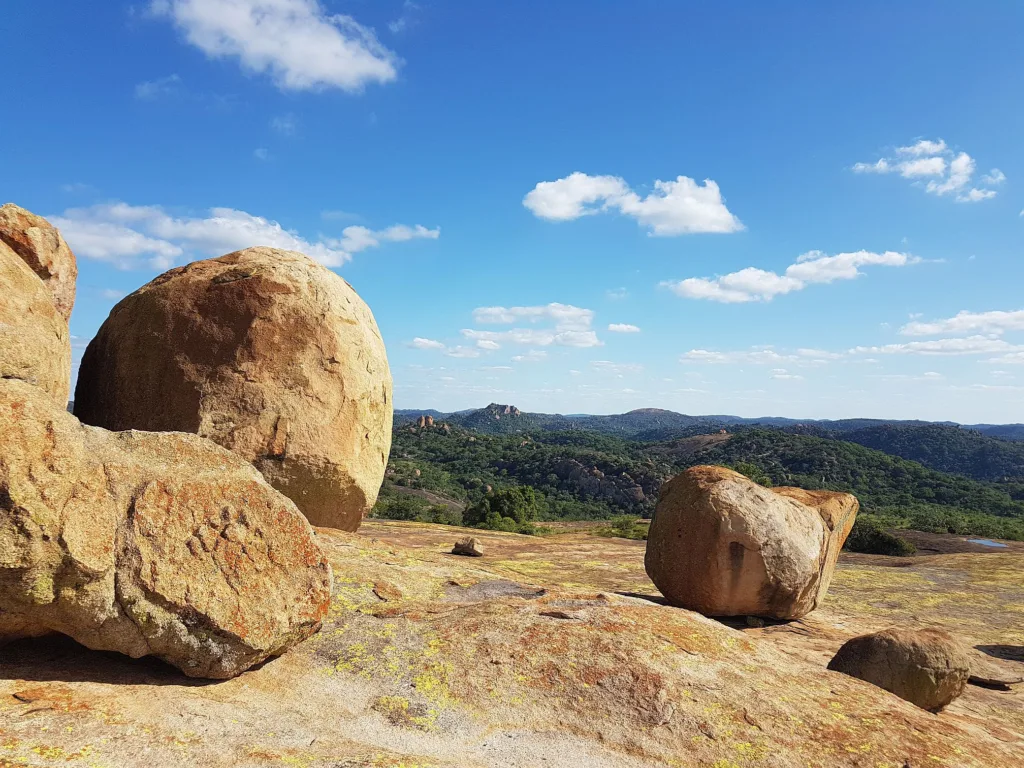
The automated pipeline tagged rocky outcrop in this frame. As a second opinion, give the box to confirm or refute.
[452,536,484,556]
[644,466,858,619]
[0,203,77,321]
[827,627,971,711]
[2,520,1018,767]
[0,378,332,679]
[73,247,393,531]
[0,240,72,404]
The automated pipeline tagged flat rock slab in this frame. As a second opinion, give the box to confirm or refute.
[1,522,1022,767]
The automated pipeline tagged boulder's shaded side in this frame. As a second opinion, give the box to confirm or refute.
[644,466,857,619]
[828,627,971,711]
[73,247,393,531]
[0,203,77,321]
[0,240,72,404]
[0,378,333,679]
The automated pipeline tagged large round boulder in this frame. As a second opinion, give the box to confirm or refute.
[0,378,332,679]
[644,466,858,619]
[0,240,72,404]
[827,627,970,711]
[73,247,393,531]
[0,203,77,322]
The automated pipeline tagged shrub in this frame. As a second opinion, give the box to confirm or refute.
[844,517,916,556]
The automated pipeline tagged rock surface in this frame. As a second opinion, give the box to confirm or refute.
[827,627,972,711]
[0,378,333,679]
[452,536,484,557]
[0,203,77,321]
[73,247,393,531]
[0,240,72,404]
[1,519,1020,767]
[645,465,857,619]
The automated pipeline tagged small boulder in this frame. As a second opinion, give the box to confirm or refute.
[644,466,858,619]
[0,204,77,322]
[73,247,393,531]
[0,378,332,679]
[0,240,72,404]
[827,628,970,711]
[453,536,484,557]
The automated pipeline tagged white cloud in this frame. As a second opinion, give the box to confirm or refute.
[981,169,1006,185]
[606,287,629,300]
[895,139,948,156]
[523,172,743,235]
[254,147,269,160]
[901,309,1024,337]
[898,156,946,178]
[851,336,1022,356]
[512,350,547,363]
[475,339,501,351]
[408,337,445,350]
[770,369,803,381]
[151,0,398,93]
[608,323,640,333]
[985,352,1024,365]
[854,139,1002,203]
[327,224,439,252]
[462,328,602,348]
[591,360,644,374]
[680,348,799,365]
[50,202,436,269]
[462,302,602,348]
[472,302,594,330]
[444,346,481,359]
[134,73,183,100]
[663,250,918,303]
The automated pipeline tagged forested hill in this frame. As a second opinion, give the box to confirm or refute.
[839,424,1024,482]
[379,422,1024,540]
[394,404,1024,441]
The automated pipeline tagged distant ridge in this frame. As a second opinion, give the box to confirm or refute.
[394,404,1024,441]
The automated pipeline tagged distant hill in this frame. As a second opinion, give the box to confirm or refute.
[394,404,1011,438]
[377,418,1024,540]
[840,424,1024,483]
[969,424,1024,441]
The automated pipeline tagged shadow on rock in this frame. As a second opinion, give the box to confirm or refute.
[0,635,225,687]
[976,644,1024,663]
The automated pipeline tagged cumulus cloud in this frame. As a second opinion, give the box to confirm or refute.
[662,250,918,303]
[51,202,437,269]
[854,139,1003,203]
[408,337,445,350]
[608,323,640,333]
[522,172,743,235]
[901,309,1024,337]
[472,302,594,330]
[462,302,602,348]
[150,0,398,92]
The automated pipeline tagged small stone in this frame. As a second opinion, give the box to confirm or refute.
[453,536,484,557]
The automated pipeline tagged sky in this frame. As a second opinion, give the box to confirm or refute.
[2,1,1023,423]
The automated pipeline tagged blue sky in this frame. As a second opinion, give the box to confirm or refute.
[3,1,1023,422]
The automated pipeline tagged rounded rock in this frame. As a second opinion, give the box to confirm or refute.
[0,240,72,404]
[644,466,857,620]
[827,627,971,711]
[73,247,393,530]
[0,203,77,322]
